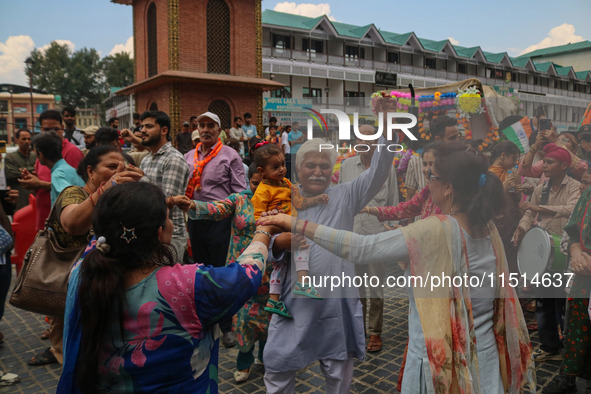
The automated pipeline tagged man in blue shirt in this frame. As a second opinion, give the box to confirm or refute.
[32,131,84,205]
[241,112,258,139]
[288,121,305,155]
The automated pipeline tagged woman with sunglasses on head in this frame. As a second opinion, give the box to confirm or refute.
[260,142,534,393]
[557,133,581,157]
[28,145,143,368]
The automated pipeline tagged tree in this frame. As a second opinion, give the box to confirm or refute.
[26,41,134,109]
[101,52,134,89]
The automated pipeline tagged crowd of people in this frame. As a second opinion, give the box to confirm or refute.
[0,104,591,393]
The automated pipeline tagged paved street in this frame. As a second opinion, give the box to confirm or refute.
[0,264,576,393]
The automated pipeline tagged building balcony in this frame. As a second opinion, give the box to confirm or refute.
[263,47,591,101]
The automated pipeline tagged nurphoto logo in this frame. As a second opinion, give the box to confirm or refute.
[304,108,418,153]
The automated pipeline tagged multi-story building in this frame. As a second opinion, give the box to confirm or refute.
[261,10,591,131]
[77,107,102,129]
[519,41,591,73]
[0,84,56,142]
[104,87,135,129]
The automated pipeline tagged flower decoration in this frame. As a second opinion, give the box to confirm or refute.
[371,90,457,115]
[457,86,483,117]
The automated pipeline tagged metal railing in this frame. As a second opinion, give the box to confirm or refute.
[263,46,591,100]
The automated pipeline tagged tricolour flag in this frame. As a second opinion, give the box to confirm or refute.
[501,117,532,153]
[579,102,591,129]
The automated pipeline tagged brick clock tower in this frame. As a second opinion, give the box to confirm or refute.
[112,0,283,136]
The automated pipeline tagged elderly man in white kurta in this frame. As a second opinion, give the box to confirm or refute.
[263,134,397,393]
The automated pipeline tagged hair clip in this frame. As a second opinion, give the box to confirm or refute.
[120,223,137,244]
[96,236,111,254]
[479,173,487,187]
[254,141,269,149]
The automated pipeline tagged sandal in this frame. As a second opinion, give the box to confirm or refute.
[264,299,293,319]
[40,328,50,340]
[367,335,382,352]
[28,348,57,366]
[293,281,323,299]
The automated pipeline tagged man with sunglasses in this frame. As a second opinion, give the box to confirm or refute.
[184,111,246,348]
[19,110,84,231]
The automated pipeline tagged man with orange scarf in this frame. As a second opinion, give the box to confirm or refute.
[184,111,246,348]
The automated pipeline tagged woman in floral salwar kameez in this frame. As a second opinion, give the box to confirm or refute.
[171,163,293,383]
[59,182,280,393]
[260,143,535,393]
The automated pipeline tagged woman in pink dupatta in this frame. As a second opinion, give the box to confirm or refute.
[260,143,535,393]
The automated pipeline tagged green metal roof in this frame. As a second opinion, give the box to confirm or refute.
[262,10,322,30]
[519,40,591,58]
[509,57,530,68]
[453,46,480,58]
[261,9,590,80]
[533,62,554,73]
[483,51,507,64]
[380,31,411,46]
[331,21,370,38]
[418,38,448,52]
[554,64,574,77]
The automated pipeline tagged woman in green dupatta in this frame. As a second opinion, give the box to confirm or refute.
[543,168,591,394]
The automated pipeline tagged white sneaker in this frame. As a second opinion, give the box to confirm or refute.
[254,358,264,366]
[234,369,250,383]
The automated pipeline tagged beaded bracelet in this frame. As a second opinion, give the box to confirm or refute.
[88,193,96,207]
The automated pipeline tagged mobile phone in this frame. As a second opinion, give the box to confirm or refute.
[539,118,551,131]
[0,141,6,154]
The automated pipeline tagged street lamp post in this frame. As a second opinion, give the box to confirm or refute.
[24,58,34,132]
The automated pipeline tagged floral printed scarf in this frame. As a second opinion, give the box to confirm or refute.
[399,215,535,393]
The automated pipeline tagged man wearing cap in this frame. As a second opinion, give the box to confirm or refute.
[190,130,200,147]
[185,111,246,348]
[81,125,98,155]
[139,110,190,264]
[175,121,193,155]
[513,143,581,363]
[5,129,36,209]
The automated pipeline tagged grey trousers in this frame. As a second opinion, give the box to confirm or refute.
[169,234,187,265]
[356,262,385,336]
[264,355,354,393]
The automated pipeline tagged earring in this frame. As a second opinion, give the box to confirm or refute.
[449,193,455,214]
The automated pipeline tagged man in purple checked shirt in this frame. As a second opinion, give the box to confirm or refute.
[184,111,246,348]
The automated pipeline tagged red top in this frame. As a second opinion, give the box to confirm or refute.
[376,185,440,222]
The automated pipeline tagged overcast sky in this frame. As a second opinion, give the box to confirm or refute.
[1,0,589,86]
